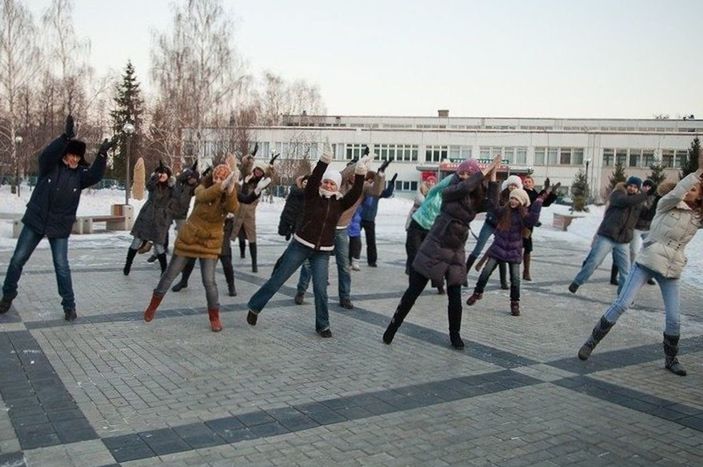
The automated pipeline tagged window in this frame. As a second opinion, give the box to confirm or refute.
[628,149,640,168]
[534,147,545,166]
[603,148,614,166]
[616,149,627,166]
[675,149,688,168]
[503,147,514,164]
[572,148,584,165]
[547,148,558,165]
[662,149,674,168]
[345,144,366,161]
[515,147,527,164]
[560,148,572,165]
[449,145,471,161]
[479,147,491,159]
[425,145,447,163]
[642,150,655,167]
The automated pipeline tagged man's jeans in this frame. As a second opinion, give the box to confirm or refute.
[297,229,350,302]
[573,235,630,294]
[155,254,219,309]
[604,263,681,335]
[2,225,75,311]
[251,240,332,332]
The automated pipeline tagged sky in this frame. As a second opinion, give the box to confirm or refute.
[26,0,703,119]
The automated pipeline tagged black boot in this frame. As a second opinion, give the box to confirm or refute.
[123,248,138,276]
[222,255,237,297]
[250,243,258,273]
[383,307,409,344]
[499,262,509,289]
[238,231,246,259]
[578,317,615,360]
[172,258,195,292]
[157,253,168,274]
[610,264,619,286]
[0,295,14,314]
[663,333,687,376]
[448,306,464,349]
[522,253,532,281]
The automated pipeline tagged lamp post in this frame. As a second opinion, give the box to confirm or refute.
[123,122,135,205]
[584,158,591,203]
[14,135,23,196]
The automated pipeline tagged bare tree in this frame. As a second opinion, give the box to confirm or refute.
[259,71,326,125]
[0,0,41,195]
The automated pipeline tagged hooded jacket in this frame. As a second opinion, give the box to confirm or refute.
[22,135,107,238]
[596,187,647,243]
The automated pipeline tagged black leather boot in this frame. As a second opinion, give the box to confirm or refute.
[610,264,619,286]
[578,317,615,360]
[250,242,258,273]
[383,307,409,344]
[157,253,168,274]
[123,248,138,276]
[663,333,687,376]
[448,305,464,349]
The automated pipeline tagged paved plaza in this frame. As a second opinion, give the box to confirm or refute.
[0,230,702,466]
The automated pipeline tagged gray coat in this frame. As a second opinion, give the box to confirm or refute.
[413,173,499,286]
[131,175,175,245]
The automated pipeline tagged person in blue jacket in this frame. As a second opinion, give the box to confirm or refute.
[360,173,397,266]
[0,116,114,321]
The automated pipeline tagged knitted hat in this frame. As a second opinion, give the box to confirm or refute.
[501,175,523,191]
[509,188,531,207]
[456,159,481,175]
[625,176,642,188]
[253,160,268,173]
[212,163,232,181]
[322,168,341,188]
[426,175,437,184]
[642,179,655,189]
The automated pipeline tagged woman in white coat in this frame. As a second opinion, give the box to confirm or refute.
[577,158,703,376]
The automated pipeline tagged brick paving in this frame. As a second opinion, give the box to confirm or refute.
[0,229,702,466]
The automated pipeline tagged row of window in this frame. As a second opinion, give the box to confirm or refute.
[602,148,689,168]
[534,147,585,166]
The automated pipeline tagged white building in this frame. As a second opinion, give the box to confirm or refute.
[185,112,700,203]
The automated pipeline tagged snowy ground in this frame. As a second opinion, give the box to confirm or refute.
[1,183,701,286]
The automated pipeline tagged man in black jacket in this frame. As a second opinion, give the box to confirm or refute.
[0,116,113,320]
[569,176,648,295]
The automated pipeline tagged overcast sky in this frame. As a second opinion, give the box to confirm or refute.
[27,0,703,119]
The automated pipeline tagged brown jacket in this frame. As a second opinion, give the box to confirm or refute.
[175,183,239,259]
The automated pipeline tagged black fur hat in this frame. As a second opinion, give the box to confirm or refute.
[155,160,172,177]
[65,140,86,158]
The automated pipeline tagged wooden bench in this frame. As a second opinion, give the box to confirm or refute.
[72,215,129,234]
[552,213,581,231]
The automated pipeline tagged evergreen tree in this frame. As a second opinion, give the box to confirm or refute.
[648,162,667,187]
[680,136,700,179]
[570,169,589,212]
[607,161,627,193]
[110,61,144,184]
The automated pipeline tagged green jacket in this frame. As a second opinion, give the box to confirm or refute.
[411,175,452,230]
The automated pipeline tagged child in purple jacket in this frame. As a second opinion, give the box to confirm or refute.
[465,187,547,316]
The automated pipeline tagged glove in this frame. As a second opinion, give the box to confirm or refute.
[355,156,370,176]
[320,148,332,164]
[168,176,176,188]
[378,158,392,173]
[254,177,272,196]
[251,142,258,156]
[98,138,115,156]
[551,182,561,194]
[64,115,76,139]
[221,170,236,192]
[269,153,280,164]
[543,177,550,191]
[346,156,359,167]
[390,173,398,184]
[362,146,370,157]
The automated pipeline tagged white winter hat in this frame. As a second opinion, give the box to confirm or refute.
[322,169,342,189]
[501,175,523,191]
[509,188,531,207]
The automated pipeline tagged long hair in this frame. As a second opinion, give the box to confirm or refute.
[496,203,527,231]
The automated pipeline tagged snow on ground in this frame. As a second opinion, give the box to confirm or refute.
[1,184,702,286]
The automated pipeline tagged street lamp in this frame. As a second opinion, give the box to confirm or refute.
[123,122,135,205]
[584,158,591,203]
[14,135,23,196]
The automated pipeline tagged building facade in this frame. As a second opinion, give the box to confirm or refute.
[184,113,700,202]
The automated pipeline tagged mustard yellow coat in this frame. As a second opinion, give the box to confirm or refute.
[174,183,239,259]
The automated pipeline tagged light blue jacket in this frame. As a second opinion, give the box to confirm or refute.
[411,175,452,230]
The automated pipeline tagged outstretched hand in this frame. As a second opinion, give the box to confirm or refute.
[64,115,76,139]
[269,153,280,164]
[378,159,392,173]
[98,138,116,155]
[251,142,259,157]
[482,154,502,178]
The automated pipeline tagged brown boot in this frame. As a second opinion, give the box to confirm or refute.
[510,300,520,316]
[144,293,164,322]
[466,292,482,306]
[208,308,223,332]
[522,253,532,281]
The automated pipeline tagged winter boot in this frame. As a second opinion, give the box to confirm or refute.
[466,292,482,306]
[208,308,223,332]
[578,317,615,360]
[172,259,196,292]
[222,256,237,296]
[143,293,164,322]
[250,243,258,273]
[123,248,138,276]
[499,263,509,289]
[448,307,464,350]
[663,333,687,376]
[157,253,168,274]
[0,295,14,314]
[351,259,361,271]
[522,253,532,281]
[609,264,619,286]
[246,310,258,326]
[294,292,304,305]
[510,300,520,316]
[146,253,158,263]
[238,231,246,259]
[383,307,408,345]
[64,308,77,321]
[340,298,354,310]
[436,284,445,295]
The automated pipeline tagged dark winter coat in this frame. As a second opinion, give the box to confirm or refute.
[170,178,198,220]
[130,175,175,245]
[360,183,395,222]
[22,136,107,238]
[413,173,499,287]
[294,160,364,251]
[278,177,306,240]
[597,190,647,243]
[221,215,235,257]
[634,190,658,231]
[487,200,543,263]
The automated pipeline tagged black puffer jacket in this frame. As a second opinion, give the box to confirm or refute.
[130,175,175,245]
[597,190,647,243]
[413,173,499,286]
[22,136,107,238]
[278,177,307,240]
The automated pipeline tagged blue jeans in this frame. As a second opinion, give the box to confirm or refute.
[2,225,75,311]
[573,235,630,294]
[470,222,495,257]
[604,263,681,335]
[473,258,521,301]
[297,229,350,301]
[250,240,332,332]
[155,254,219,309]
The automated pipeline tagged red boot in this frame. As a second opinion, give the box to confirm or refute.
[208,308,222,332]
[144,293,164,322]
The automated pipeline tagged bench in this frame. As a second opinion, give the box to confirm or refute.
[552,213,581,231]
[73,215,129,234]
